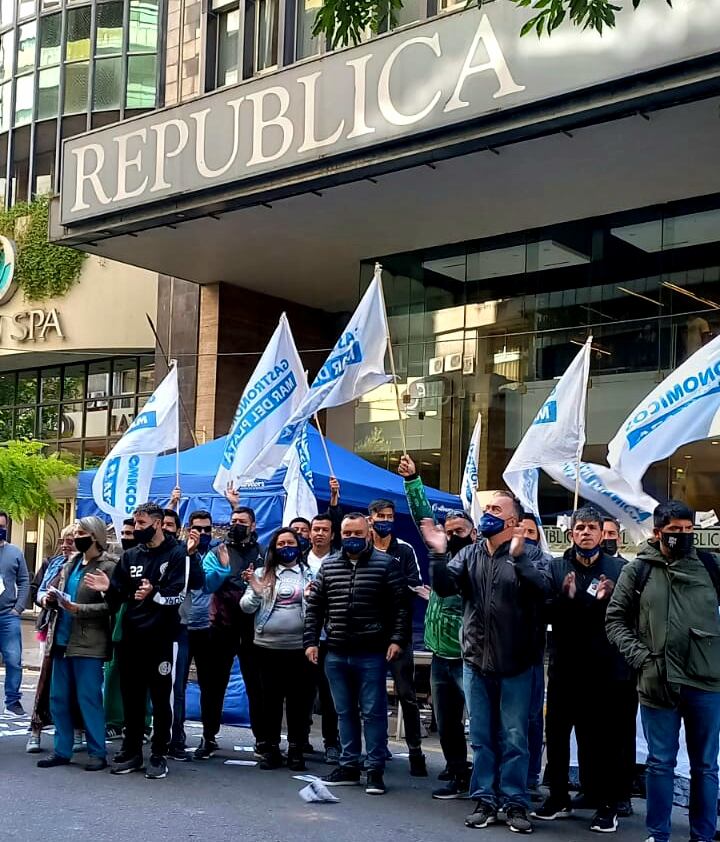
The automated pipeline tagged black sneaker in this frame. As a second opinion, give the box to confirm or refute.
[590,808,618,833]
[105,727,123,741]
[168,746,189,762]
[616,800,633,818]
[323,745,340,765]
[465,802,498,829]
[193,738,219,761]
[506,806,533,834]
[145,754,168,779]
[259,750,284,770]
[531,798,573,820]
[84,757,108,772]
[287,749,306,772]
[37,753,71,768]
[409,751,428,777]
[365,770,386,795]
[322,766,361,786]
[110,752,144,775]
[432,776,470,800]
[4,701,25,717]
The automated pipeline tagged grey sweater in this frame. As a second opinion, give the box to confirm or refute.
[0,542,30,614]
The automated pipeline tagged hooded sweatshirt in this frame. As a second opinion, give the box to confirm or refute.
[0,542,30,615]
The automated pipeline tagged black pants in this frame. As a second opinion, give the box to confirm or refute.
[203,624,263,743]
[256,646,313,751]
[388,644,423,752]
[117,636,174,757]
[546,671,633,807]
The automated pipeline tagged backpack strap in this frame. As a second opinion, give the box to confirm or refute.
[632,559,653,629]
[697,551,720,604]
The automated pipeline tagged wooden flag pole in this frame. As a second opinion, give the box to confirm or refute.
[375,262,408,456]
[573,335,594,510]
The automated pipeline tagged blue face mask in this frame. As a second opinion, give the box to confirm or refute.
[297,536,310,554]
[524,538,538,547]
[342,537,367,556]
[198,533,212,552]
[373,520,394,538]
[277,545,300,564]
[478,512,506,538]
[0,526,7,542]
[575,544,600,560]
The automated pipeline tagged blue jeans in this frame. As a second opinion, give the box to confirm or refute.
[431,655,468,776]
[50,655,106,760]
[527,659,545,789]
[170,628,190,750]
[642,688,720,842]
[325,651,388,771]
[0,610,22,706]
[463,662,533,810]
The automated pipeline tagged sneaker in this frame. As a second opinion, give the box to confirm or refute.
[531,798,573,820]
[409,751,428,777]
[145,754,168,779]
[25,732,42,753]
[287,749,306,772]
[4,701,25,717]
[571,792,598,810]
[323,745,340,765]
[322,766,361,786]
[259,750,284,770]
[37,753,71,768]
[105,727,123,741]
[365,770,386,795]
[432,776,470,800]
[193,738,219,761]
[72,730,85,752]
[465,802,498,829]
[590,808,618,833]
[110,752,144,775]
[168,746,189,762]
[506,806,533,834]
[84,757,108,772]
[616,800,633,818]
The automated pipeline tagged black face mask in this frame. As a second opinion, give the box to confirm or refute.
[447,533,473,557]
[601,538,618,556]
[74,536,93,554]
[660,531,694,559]
[133,525,156,545]
[228,524,249,545]
[121,538,137,551]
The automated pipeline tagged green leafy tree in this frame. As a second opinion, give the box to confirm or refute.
[0,440,77,520]
[313,0,671,44]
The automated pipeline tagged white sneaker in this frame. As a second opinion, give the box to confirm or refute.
[25,732,41,753]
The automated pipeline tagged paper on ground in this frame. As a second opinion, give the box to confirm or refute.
[224,760,258,766]
[299,780,340,803]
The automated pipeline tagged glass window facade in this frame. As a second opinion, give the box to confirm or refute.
[358,199,720,515]
[0,356,154,467]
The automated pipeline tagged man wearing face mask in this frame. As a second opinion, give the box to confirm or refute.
[368,498,427,777]
[305,514,408,796]
[601,517,627,562]
[422,491,549,834]
[534,506,629,834]
[607,500,720,842]
[85,502,190,780]
[120,518,137,551]
[289,517,312,560]
[0,509,30,717]
[196,505,265,760]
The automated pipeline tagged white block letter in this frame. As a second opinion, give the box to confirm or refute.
[150,119,189,192]
[346,54,375,139]
[114,128,148,201]
[70,144,112,212]
[246,87,293,166]
[191,97,244,178]
[378,34,442,126]
[297,72,344,154]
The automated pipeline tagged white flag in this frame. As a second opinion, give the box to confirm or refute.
[213,314,306,491]
[608,334,720,490]
[504,337,593,507]
[276,267,391,447]
[460,413,483,524]
[545,461,658,544]
[283,423,318,524]
[92,363,179,531]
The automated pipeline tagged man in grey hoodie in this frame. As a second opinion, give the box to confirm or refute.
[0,509,30,716]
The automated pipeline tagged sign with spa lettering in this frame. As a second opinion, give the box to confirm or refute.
[60,1,720,224]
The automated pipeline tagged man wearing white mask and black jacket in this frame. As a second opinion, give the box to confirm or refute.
[421,491,549,835]
[85,502,189,781]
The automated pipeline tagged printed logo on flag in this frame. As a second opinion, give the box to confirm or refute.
[532,396,558,426]
[558,462,652,525]
[126,410,158,433]
[311,331,364,390]
[123,454,143,515]
[101,457,121,507]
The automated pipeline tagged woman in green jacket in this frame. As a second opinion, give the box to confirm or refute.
[37,516,116,771]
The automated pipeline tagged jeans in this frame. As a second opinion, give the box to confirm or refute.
[317,641,339,749]
[325,651,388,771]
[641,687,720,842]
[50,655,106,760]
[431,655,467,776]
[527,659,545,789]
[170,627,190,751]
[0,610,22,706]
[388,644,423,752]
[463,663,533,810]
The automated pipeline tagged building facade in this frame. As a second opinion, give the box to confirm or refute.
[49,0,720,538]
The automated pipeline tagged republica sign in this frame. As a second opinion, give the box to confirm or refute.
[60,2,720,225]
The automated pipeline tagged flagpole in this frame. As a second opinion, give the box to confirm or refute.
[313,412,336,478]
[171,357,180,490]
[573,335,594,510]
[375,262,408,456]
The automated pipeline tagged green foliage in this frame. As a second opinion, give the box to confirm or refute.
[0,440,77,520]
[0,196,86,302]
[313,0,670,44]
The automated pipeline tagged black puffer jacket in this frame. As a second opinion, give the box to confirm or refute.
[304,546,408,654]
[431,539,549,677]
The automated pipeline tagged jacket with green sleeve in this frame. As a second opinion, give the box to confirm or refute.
[403,475,463,660]
[606,539,720,709]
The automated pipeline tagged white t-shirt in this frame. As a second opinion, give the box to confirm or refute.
[307,548,331,576]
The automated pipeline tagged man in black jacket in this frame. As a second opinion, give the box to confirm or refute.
[85,502,189,781]
[304,513,408,796]
[532,506,630,834]
[368,497,427,777]
[422,490,548,834]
